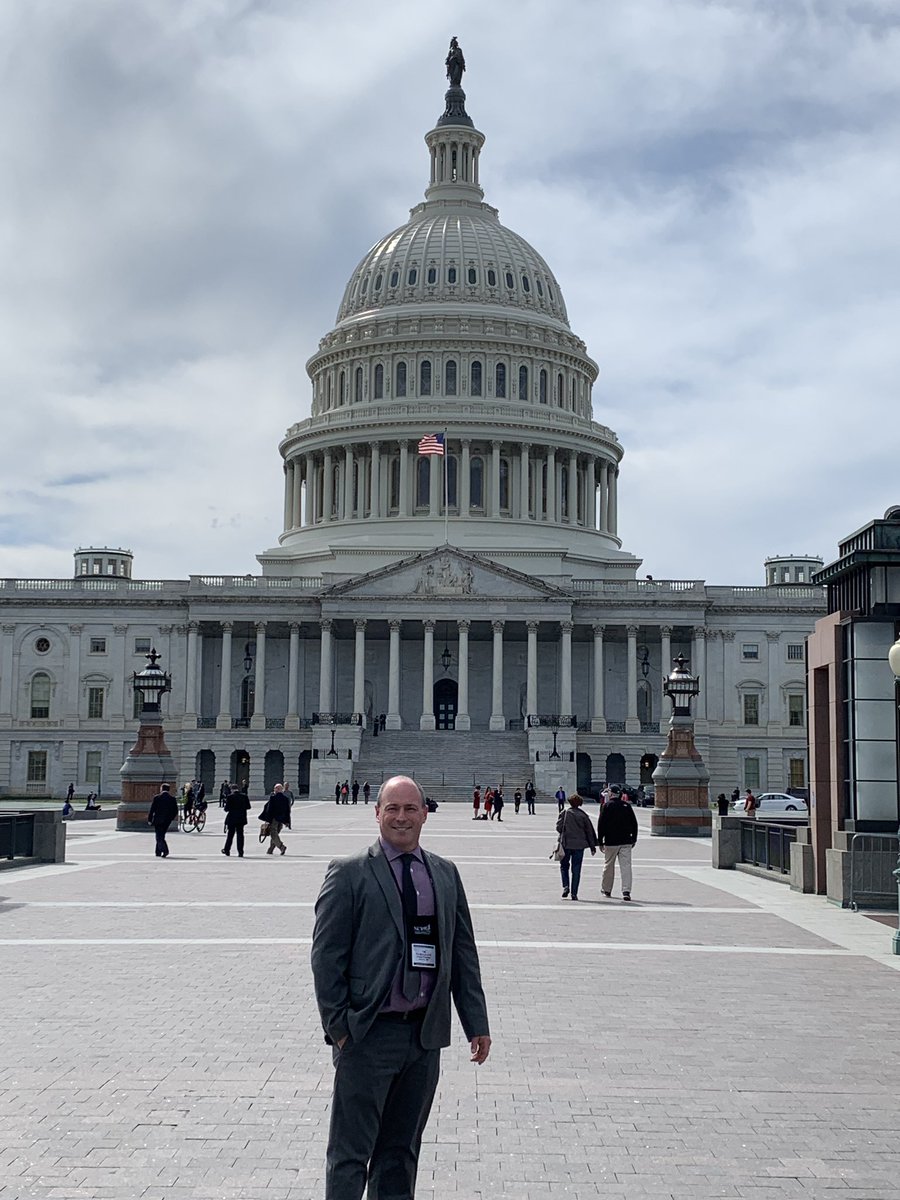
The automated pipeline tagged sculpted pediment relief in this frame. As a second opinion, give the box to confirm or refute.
[325,550,564,601]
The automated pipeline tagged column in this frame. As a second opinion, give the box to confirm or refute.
[567,451,577,525]
[625,625,639,733]
[489,619,505,731]
[456,619,471,731]
[428,449,440,516]
[318,619,333,712]
[387,619,402,729]
[420,620,436,730]
[250,621,266,729]
[292,458,303,528]
[659,625,672,722]
[460,439,471,515]
[609,467,618,535]
[559,620,573,717]
[304,454,315,525]
[370,443,381,518]
[286,622,301,729]
[526,620,538,718]
[283,462,293,530]
[490,440,501,518]
[399,441,410,516]
[353,619,366,725]
[343,445,354,519]
[546,449,556,522]
[766,630,780,728]
[0,624,15,718]
[519,443,530,519]
[694,627,708,722]
[216,621,233,729]
[322,450,333,523]
[591,623,606,732]
[183,623,198,721]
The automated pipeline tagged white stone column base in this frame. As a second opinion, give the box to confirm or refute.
[625,718,641,734]
[419,713,436,731]
[455,714,471,731]
[489,715,506,731]
[181,715,198,730]
[250,714,266,731]
[215,715,231,731]
[590,717,607,733]
[284,715,300,731]
[386,714,402,730]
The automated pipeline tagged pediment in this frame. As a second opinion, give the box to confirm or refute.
[323,549,566,601]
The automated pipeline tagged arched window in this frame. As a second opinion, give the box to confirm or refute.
[427,267,437,284]
[557,372,564,406]
[395,361,407,397]
[499,458,510,511]
[487,268,497,287]
[470,360,482,396]
[240,677,255,722]
[389,456,400,510]
[407,268,418,285]
[327,374,333,408]
[419,360,432,396]
[560,466,569,518]
[446,455,458,509]
[505,271,514,289]
[445,360,457,396]
[470,456,484,508]
[374,363,384,400]
[447,267,457,284]
[416,456,430,507]
[389,270,399,287]
[374,273,383,292]
[354,366,363,403]
[571,377,576,409]
[339,371,346,406]
[495,363,506,398]
[518,365,528,401]
[30,672,51,719]
[539,369,547,404]
[522,275,530,292]
[467,267,477,284]
[536,278,544,297]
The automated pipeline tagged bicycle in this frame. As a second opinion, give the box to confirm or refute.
[179,804,207,833]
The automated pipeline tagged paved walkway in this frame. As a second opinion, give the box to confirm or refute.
[1,802,899,1199]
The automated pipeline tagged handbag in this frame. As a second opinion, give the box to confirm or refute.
[258,821,271,842]
[550,809,569,861]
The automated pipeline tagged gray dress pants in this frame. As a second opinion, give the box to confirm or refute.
[325,1018,440,1200]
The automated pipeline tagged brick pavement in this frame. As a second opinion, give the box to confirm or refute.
[1,801,899,1199]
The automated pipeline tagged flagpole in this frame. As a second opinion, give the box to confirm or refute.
[443,427,449,546]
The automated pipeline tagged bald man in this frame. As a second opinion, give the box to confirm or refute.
[311,774,490,1200]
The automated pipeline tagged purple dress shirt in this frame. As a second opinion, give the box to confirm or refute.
[378,837,436,1012]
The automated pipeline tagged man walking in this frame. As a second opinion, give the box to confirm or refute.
[555,786,566,814]
[525,780,536,815]
[311,775,491,1200]
[222,783,251,857]
[261,782,291,855]
[597,788,638,901]
[148,783,178,858]
[351,780,360,805]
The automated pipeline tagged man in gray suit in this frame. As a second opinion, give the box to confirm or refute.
[311,775,491,1200]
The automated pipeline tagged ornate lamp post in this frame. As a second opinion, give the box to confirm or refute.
[889,635,900,955]
[651,655,711,837]
[117,650,177,832]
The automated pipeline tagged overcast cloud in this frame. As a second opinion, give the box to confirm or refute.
[1,0,897,584]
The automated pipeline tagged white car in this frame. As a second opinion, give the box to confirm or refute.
[734,792,807,815]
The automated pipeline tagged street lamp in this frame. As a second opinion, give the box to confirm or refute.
[889,633,900,955]
[132,649,172,715]
[440,623,453,674]
[663,654,700,716]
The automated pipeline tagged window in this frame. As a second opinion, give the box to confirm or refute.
[30,673,51,719]
[467,267,477,284]
[407,268,417,285]
[495,363,506,398]
[539,369,547,404]
[470,360,482,396]
[339,371,345,405]
[361,276,369,294]
[416,457,430,507]
[788,694,805,727]
[395,362,407,397]
[34,637,50,654]
[536,278,544,297]
[88,687,105,719]
[470,456,484,508]
[389,457,400,510]
[445,360,457,396]
[427,267,437,285]
[789,758,806,788]
[447,267,457,284]
[374,363,384,400]
[518,365,528,402]
[374,273,383,291]
[505,270,514,289]
[389,270,399,287]
[419,360,432,396]
[240,677,255,722]
[742,644,759,660]
[561,466,569,518]
[499,458,510,510]
[487,268,497,287]
[85,750,102,786]
[89,637,106,654]
[787,643,804,661]
[27,750,47,784]
[522,275,530,292]
[354,366,363,403]
[133,689,143,718]
[134,637,151,655]
[557,373,564,406]
[742,694,760,725]
[446,456,458,509]
[743,757,761,789]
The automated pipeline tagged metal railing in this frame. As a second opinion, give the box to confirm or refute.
[849,833,900,911]
[527,715,577,728]
[739,819,799,876]
[312,712,363,726]
[0,813,36,861]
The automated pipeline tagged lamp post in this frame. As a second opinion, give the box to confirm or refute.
[889,634,900,955]
[651,654,711,837]
[117,649,176,832]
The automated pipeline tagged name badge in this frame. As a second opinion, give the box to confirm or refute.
[406,915,438,971]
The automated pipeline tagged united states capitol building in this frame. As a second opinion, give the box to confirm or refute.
[0,52,825,803]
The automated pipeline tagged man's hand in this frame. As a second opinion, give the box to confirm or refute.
[590,847,596,856]
[469,1036,491,1064]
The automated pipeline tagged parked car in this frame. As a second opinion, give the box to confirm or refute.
[734,792,808,815]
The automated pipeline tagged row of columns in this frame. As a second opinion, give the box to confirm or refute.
[282,441,619,534]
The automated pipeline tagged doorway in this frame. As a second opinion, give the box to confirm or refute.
[433,678,458,729]
[195,749,216,792]
[605,752,626,788]
[230,749,250,790]
[640,753,659,784]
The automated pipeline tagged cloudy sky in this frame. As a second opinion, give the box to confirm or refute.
[1,0,897,584]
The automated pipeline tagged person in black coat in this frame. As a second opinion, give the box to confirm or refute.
[597,793,638,900]
[260,783,292,855]
[148,784,179,858]
[222,784,251,857]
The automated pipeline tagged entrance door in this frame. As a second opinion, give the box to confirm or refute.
[433,678,458,730]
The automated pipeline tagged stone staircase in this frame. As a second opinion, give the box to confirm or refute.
[353,729,535,805]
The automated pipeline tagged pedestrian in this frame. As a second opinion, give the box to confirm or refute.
[351,780,360,805]
[556,793,597,901]
[62,798,74,818]
[513,787,522,814]
[363,781,371,804]
[743,789,758,816]
[716,792,730,816]
[260,783,291,855]
[341,780,350,804]
[66,782,75,802]
[472,785,481,820]
[311,775,491,1200]
[282,783,295,807]
[196,780,206,805]
[493,789,504,822]
[555,786,566,814]
[222,784,251,857]
[219,780,230,807]
[730,787,740,807]
[335,782,342,805]
[379,712,386,732]
[484,788,494,820]
[525,780,536,815]
[597,787,639,901]
[148,783,178,859]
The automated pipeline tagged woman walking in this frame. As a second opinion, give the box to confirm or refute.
[556,793,597,901]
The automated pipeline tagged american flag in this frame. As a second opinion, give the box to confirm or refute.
[417,433,445,456]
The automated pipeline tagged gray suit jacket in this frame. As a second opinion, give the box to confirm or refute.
[311,840,489,1051]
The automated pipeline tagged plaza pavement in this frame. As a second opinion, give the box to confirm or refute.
[1,800,899,1200]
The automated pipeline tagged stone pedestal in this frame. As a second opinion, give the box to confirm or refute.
[651,715,711,838]
[117,715,177,832]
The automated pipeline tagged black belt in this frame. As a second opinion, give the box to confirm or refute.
[377,1009,426,1023]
